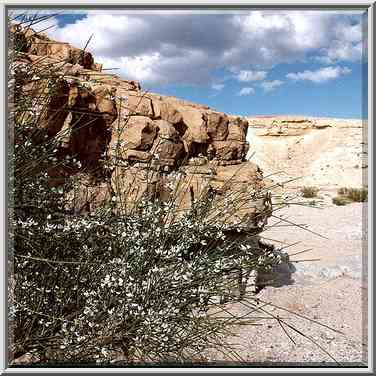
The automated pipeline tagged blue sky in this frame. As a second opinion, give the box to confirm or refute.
[22,10,367,118]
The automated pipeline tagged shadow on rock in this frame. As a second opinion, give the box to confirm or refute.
[255,244,297,292]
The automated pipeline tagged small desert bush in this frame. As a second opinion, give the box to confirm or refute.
[334,187,368,206]
[332,196,351,206]
[301,186,319,198]
[337,187,367,203]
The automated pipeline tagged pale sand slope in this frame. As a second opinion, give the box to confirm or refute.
[245,116,367,190]
[212,201,367,365]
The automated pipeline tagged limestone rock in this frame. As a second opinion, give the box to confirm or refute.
[206,112,229,141]
[227,117,249,141]
[13,23,273,232]
[154,119,180,141]
[211,140,248,161]
[179,108,208,144]
[127,93,155,117]
[154,98,183,125]
[110,116,157,157]
[151,138,185,166]
[111,166,163,213]
[66,174,112,214]
[11,24,100,71]
[123,149,152,162]
[151,120,186,166]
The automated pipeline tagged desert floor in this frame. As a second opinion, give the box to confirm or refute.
[213,192,367,366]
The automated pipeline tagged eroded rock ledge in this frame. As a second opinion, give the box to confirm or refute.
[12,24,272,232]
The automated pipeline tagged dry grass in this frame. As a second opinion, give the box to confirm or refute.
[301,186,319,199]
[334,187,368,205]
[337,187,367,203]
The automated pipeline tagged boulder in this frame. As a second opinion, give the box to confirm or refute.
[91,86,118,125]
[154,119,180,141]
[110,116,157,159]
[206,112,229,141]
[150,138,186,166]
[227,117,249,141]
[65,82,117,168]
[154,99,183,125]
[14,25,98,70]
[66,174,112,214]
[13,23,272,233]
[123,150,152,162]
[111,166,163,213]
[127,93,155,117]
[180,109,208,144]
[39,78,71,137]
[211,140,248,161]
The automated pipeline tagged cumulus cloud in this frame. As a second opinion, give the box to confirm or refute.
[260,80,284,92]
[238,87,255,96]
[236,70,267,82]
[38,10,364,86]
[286,66,351,83]
[212,83,225,91]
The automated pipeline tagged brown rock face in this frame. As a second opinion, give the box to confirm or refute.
[211,140,248,162]
[154,99,183,124]
[112,116,157,153]
[180,109,209,145]
[207,112,229,141]
[11,24,101,71]
[227,117,249,141]
[127,94,155,117]
[13,24,272,231]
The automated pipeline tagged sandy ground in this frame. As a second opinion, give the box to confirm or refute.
[210,195,368,366]
[246,119,366,190]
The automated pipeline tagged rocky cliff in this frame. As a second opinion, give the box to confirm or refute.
[12,24,271,232]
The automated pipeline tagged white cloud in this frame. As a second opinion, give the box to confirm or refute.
[36,10,364,86]
[236,70,267,82]
[212,83,225,91]
[286,66,351,83]
[238,87,255,96]
[317,41,362,64]
[260,80,284,92]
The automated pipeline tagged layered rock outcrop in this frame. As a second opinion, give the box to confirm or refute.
[246,115,366,190]
[12,25,271,232]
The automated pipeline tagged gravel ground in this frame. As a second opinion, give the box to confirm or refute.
[208,199,368,366]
